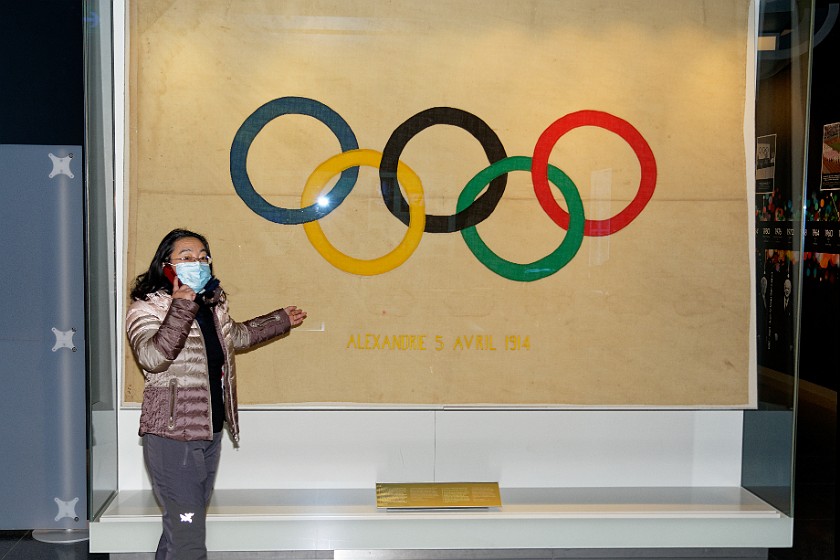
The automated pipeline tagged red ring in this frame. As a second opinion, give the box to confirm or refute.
[531,110,657,236]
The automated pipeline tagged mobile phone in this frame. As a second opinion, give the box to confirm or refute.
[163,264,178,285]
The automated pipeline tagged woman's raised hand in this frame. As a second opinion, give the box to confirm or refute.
[285,306,307,327]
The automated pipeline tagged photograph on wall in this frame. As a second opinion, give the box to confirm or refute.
[124,0,756,408]
[756,134,777,194]
[820,121,840,190]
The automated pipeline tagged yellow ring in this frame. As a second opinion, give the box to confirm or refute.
[301,149,425,276]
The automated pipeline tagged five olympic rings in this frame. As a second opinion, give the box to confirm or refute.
[230,96,657,281]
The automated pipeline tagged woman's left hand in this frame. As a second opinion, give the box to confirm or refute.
[285,306,307,327]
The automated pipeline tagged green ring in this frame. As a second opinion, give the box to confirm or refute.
[458,156,585,282]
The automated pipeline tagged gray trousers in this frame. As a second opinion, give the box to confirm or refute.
[143,432,223,560]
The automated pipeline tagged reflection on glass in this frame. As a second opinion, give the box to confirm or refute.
[85,0,118,520]
[743,0,817,517]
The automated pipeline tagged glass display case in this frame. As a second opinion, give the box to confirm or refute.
[84,0,119,522]
[85,0,821,555]
[743,0,820,519]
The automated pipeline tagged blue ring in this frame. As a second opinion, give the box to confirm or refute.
[230,97,359,225]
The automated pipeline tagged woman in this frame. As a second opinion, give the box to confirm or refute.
[126,228,306,560]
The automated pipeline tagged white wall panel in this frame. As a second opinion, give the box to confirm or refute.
[117,409,742,490]
[434,410,743,487]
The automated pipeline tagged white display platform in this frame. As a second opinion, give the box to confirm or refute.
[90,486,790,553]
[90,409,793,553]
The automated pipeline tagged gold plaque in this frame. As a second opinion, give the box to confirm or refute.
[376,482,501,509]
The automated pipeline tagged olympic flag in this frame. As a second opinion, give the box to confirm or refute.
[125,0,756,407]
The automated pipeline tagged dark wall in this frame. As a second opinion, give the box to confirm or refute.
[755,0,840,391]
[0,2,84,145]
[800,0,840,391]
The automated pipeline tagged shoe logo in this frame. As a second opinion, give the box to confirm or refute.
[180,512,194,523]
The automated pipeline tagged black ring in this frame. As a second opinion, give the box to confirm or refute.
[379,107,508,233]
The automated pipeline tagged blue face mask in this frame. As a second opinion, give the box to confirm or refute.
[175,262,212,293]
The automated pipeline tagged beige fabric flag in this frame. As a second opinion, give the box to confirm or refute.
[125,0,755,407]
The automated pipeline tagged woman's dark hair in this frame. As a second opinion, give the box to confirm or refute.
[130,228,212,300]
